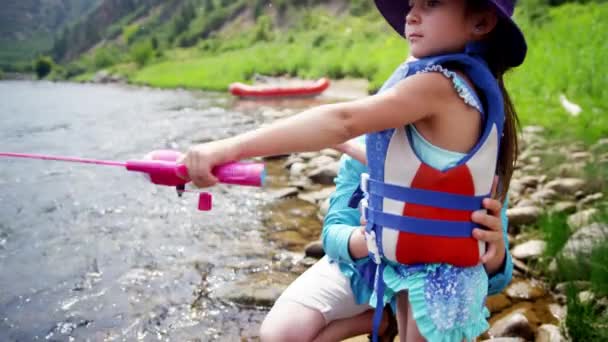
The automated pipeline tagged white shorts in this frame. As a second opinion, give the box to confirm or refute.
[274,256,372,324]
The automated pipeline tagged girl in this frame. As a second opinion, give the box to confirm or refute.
[181,0,526,341]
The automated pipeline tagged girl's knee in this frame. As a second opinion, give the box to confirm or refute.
[260,301,325,342]
[259,319,317,342]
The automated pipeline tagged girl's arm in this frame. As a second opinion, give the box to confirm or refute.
[334,140,367,165]
[474,196,513,295]
[181,72,455,187]
[322,151,368,263]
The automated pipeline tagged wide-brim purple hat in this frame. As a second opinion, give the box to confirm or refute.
[374,0,527,67]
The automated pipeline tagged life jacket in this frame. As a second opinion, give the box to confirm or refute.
[350,44,505,342]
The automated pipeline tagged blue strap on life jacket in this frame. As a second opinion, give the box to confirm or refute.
[364,207,476,237]
[366,178,488,211]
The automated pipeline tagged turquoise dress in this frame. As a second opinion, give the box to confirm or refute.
[321,71,513,341]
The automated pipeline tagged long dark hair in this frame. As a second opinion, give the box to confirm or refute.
[467,0,521,201]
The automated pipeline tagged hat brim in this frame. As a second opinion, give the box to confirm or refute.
[374,0,527,67]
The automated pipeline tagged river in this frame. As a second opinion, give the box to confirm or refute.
[0,80,334,341]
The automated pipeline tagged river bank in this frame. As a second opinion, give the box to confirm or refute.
[228,112,607,340]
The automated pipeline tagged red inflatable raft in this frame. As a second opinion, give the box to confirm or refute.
[229,78,330,98]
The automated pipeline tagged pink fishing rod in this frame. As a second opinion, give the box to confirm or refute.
[0,150,265,211]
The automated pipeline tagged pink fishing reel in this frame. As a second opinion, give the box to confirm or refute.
[127,150,265,211]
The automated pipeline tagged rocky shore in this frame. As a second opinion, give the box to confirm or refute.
[213,114,607,341]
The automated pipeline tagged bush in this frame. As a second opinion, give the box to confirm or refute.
[130,40,154,66]
[0,69,4,80]
[34,56,53,79]
[254,15,274,42]
[122,23,140,45]
[94,47,119,69]
[350,0,373,16]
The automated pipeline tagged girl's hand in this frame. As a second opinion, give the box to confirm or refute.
[179,140,238,188]
[471,177,506,275]
[348,217,369,260]
[333,140,367,165]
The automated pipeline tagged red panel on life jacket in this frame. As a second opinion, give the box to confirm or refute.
[395,163,481,266]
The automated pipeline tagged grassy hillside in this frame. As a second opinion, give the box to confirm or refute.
[121,3,608,143]
[0,0,101,68]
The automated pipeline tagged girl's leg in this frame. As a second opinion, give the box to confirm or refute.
[260,301,325,342]
[261,304,393,342]
[260,256,373,341]
[396,291,425,342]
[313,308,392,342]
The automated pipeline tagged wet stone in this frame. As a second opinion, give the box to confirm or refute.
[535,324,566,342]
[304,240,325,259]
[544,178,586,196]
[567,208,599,230]
[511,240,546,260]
[487,294,512,314]
[551,201,577,214]
[505,279,546,301]
[488,312,534,341]
[507,206,542,226]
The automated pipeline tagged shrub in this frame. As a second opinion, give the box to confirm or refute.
[34,56,53,79]
[130,40,154,66]
[122,23,140,45]
[94,47,119,69]
[253,15,274,42]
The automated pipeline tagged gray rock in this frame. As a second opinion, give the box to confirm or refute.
[511,240,546,260]
[512,257,531,274]
[544,178,586,196]
[307,162,339,185]
[488,312,534,340]
[304,240,325,259]
[570,151,592,162]
[486,294,512,313]
[578,192,603,207]
[481,338,526,342]
[567,209,599,230]
[283,155,304,169]
[578,290,595,304]
[519,175,541,189]
[298,152,319,160]
[551,201,577,214]
[515,199,537,208]
[548,303,567,321]
[268,187,299,200]
[505,279,546,300]
[289,162,307,177]
[555,281,591,294]
[213,281,287,307]
[297,187,336,205]
[507,206,542,226]
[320,148,342,158]
[535,324,566,342]
[530,188,559,204]
[558,163,585,177]
[561,223,608,259]
[308,155,336,168]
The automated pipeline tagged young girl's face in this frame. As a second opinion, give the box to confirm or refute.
[405,0,477,58]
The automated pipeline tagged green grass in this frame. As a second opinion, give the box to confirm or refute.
[127,3,608,143]
[566,285,608,342]
[507,3,608,143]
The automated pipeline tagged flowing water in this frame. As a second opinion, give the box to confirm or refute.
[0,80,333,341]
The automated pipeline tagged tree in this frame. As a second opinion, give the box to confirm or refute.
[34,56,54,79]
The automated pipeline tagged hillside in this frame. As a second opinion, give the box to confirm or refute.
[0,0,101,68]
